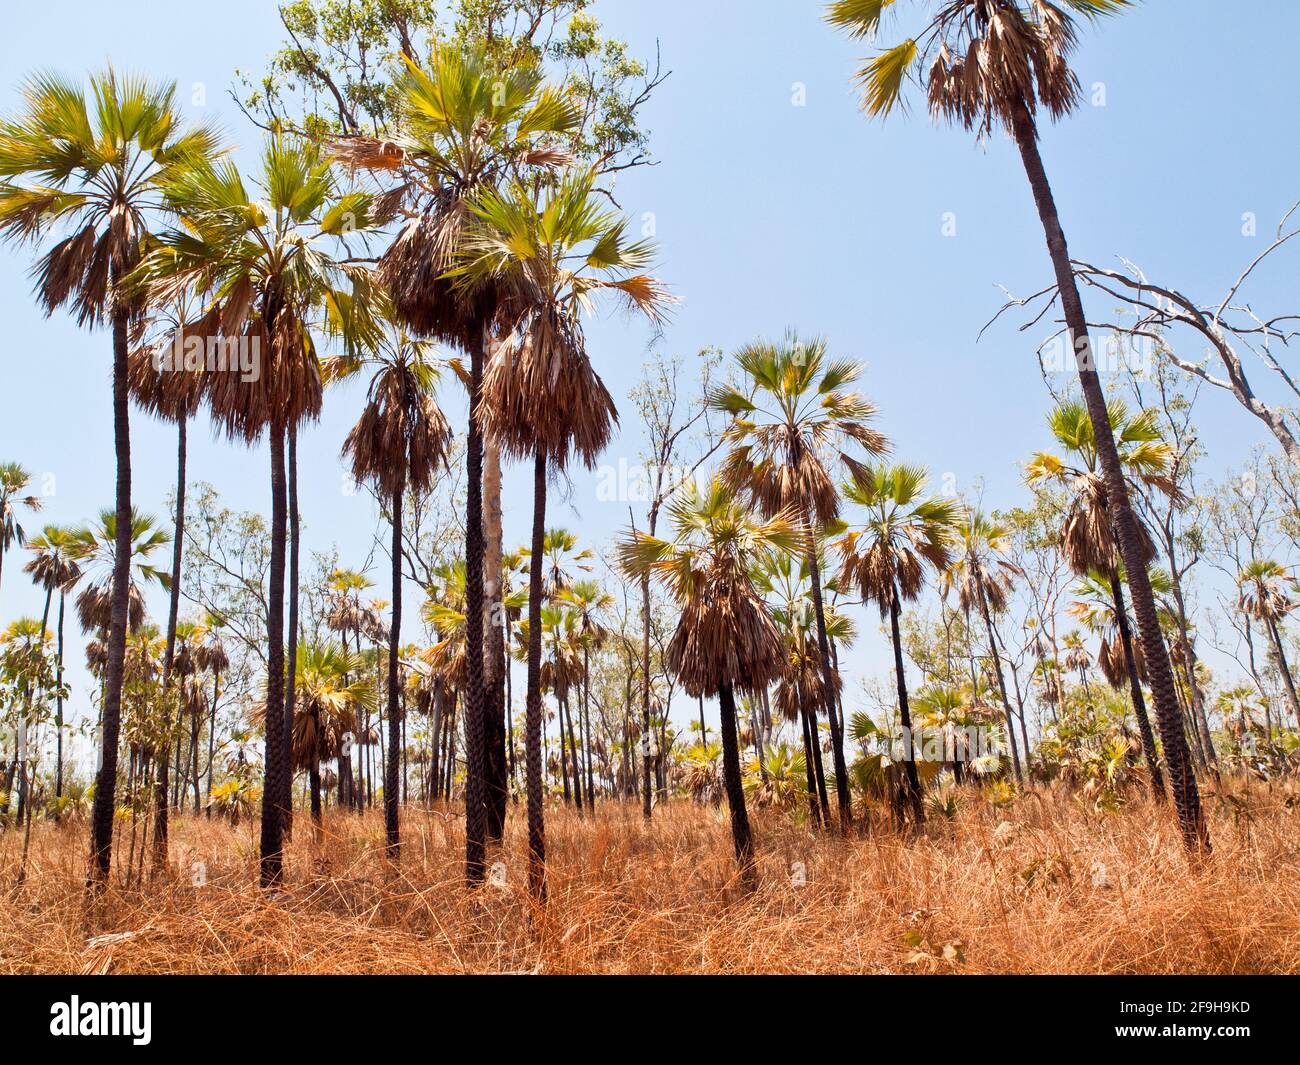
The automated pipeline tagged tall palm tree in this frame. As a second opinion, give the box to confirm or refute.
[619,479,798,881]
[1027,398,1173,797]
[942,510,1027,781]
[752,549,835,826]
[70,508,171,637]
[0,464,42,602]
[0,69,220,884]
[329,46,581,884]
[1237,560,1300,731]
[455,166,669,897]
[291,643,377,823]
[834,464,962,822]
[560,579,614,806]
[710,332,888,832]
[826,0,1207,852]
[140,138,385,885]
[329,327,451,855]
[197,616,229,814]
[22,526,81,797]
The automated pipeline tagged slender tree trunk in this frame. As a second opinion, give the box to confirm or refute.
[483,437,508,842]
[640,570,653,820]
[1267,617,1300,729]
[977,578,1023,782]
[1010,102,1207,852]
[206,666,218,816]
[582,654,595,806]
[806,542,851,831]
[56,590,65,798]
[565,693,583,813]
[284,425,300,837]
[717,682,755,887]
[88,306,133,890]
[463,335,488,884]
[153,416,187,873]
[1109,570,1167,800]
[525,451,548,900]
[259,422,288,888]
[888,592,925,824]
[798,695,822,826]
[385,483,404,857]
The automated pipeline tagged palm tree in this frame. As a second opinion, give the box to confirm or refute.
[752,549,835,826]
[70,508,171,637]
[0,464,42,602]
[455,165,669,897]
[0,69,220,884]
[1237,560,1300,731]
[560,579,614,806]
[329,46,581,885]
[197,617,229,814]
[291,643,377,823]
[826,0,1207,852]
[1027,398,1174,798]
[942,510,1027,781]
[710,332,888,832]
[22,526,81,797]
[834,464,962,823]
[140,137,385,886]
[619,479,798,881]
[329,327,451,855]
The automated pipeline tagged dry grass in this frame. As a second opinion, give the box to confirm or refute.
[2,780,1299,974]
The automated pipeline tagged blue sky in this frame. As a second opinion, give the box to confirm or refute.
[3,1,1299,755]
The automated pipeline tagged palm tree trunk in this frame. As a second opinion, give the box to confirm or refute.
[206,666,218,816]
[887,591,925,824]
[483,437,508,842]
[977,579,1023,782]
[153,416,187,872]
[1108,570,1167,800]
[564,693,583,813]
[806,543,852,831]
[1010,102,1207,852]
[284,425,300,837]
[1267,617,1300,729]
[463,335,488,884]
[56,589,65,798]
[88,305,133,889]
[640,569,653,820]
[583,652,595,806]
[717,682,755,886]
[385,482,404,857]
[525,450,548,900]
[798,695,823,827]
[259,422,288,888]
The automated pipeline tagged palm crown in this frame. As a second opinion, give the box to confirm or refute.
[618,479,799,698]
[824,0,1132,135]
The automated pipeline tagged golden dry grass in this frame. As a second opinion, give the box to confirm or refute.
[2,779,1298,974]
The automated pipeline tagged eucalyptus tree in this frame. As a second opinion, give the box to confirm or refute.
[834,464,962,823]
[0,69,221,883]
[139,137,386,885]
[826,0,1208,852]
[620,479,797,881]
[710,333,887,831]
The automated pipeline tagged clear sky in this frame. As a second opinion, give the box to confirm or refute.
[3,1,1299,759]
